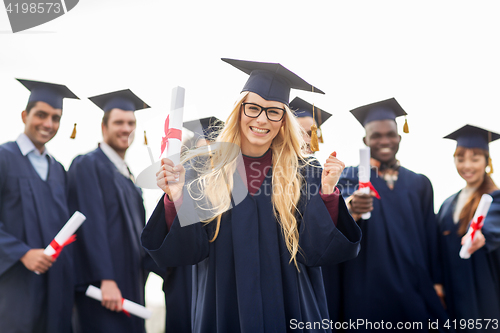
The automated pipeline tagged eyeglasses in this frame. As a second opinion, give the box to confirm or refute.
[241,103,285,122]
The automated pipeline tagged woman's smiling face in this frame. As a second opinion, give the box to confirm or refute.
[239,92,284,157]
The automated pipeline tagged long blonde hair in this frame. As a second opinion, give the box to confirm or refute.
[181,91,309,268]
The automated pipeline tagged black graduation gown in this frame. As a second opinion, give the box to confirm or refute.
[68,147,148,333]
[322,166,450,332]
[142,160,362,333]
[437,190,500,331]
[0,141,74,333]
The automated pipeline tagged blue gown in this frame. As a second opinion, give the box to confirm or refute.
[0,141,74,333]
[142,160,362,333]
[322,166,450,332]
[437,189,500,331]
[68,147,149,333]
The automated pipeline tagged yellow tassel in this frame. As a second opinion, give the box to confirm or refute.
[143,130,148,145]
[403,117,409,134]
[70,123,77,139]
[310,124,319,152]
[487,157,494,175]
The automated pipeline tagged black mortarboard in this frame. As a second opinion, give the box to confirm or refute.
[17,78,79,110]
[222,58,324,105]
[444,124,500,151]
[290,97,331,127]
[88,89,150,112]
[350,98,407,127]
[183,117,223,141]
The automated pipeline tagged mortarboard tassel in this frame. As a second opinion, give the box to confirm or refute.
[317,108,324,143]
[70,123,77,139]
[310,103,319,152]
[144,130,148,145]
[403,117,409,134]
[487,131,493,175]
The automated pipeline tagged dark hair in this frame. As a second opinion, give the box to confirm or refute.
[455,146,498,235]
[25,101,38,114]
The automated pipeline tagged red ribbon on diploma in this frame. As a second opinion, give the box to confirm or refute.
[359,181,381,199]
[49,234,77,259]
[160,115,182,157]
[470,215,484,240]
[121,299,131,317]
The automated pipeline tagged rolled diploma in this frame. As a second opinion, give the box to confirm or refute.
[44,211,86,257]
[85,285,152,319]
[459,193,493,259]
[160,86,185,166]
[359,147,371,219]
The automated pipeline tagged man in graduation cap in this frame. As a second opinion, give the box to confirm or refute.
[0,79,79,333]
[322,98,449,330]
[68,89,151,333]
[289,97,331,154]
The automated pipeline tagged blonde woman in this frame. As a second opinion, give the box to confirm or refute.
[142,59,361,332]
[438,125,500,329]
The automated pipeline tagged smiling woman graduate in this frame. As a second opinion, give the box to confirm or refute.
[141,58,361,332]
[437,125,500,329]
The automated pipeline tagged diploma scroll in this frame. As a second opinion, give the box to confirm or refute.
[459,193,493,259]
[358,147,371,219]
[43,211,86,258]
[160,86,185,166]
[85,285,152,319]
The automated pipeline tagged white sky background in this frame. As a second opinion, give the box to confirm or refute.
[1,0,500,215]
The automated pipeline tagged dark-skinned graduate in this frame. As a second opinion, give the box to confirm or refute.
[0,79,79,333]
[322,98,450,332]
[141,58,362,333]
[68,89,151,333]
[437,125,500,331]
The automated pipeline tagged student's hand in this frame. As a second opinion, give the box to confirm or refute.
[348,191,376,215]
[20,249,54,273]
[101,280,123,312]
[157,158,186,201]
[462,230,486,255]
[321,152,345,195]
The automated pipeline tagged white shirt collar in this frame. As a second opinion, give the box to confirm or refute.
[16,133,50,157]
[100,142,131,178]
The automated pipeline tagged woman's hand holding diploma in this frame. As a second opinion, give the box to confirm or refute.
[157,158,186,202]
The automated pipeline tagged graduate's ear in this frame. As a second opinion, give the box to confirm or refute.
[101,120,107,137]
[398,134,402,143]
[21,110,27,124]
[362,136,368,146]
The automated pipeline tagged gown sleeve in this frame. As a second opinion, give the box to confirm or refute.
[296,161,361,267]
[0,153,31,276]
[142,163,212,268]
[418,174,442,284]
[482,190,500,252]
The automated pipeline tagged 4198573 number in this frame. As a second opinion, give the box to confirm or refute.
[5,3,62,14]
